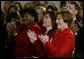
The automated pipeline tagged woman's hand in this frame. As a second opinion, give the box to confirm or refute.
[38,34,49,45]
[6,22,16,36]
[27,30,37,43]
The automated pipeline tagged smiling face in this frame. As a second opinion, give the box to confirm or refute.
[56,14,66,30]
[43,14,52,28]
[55,11,73,30]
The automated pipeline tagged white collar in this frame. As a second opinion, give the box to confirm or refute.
[46,26,52,32]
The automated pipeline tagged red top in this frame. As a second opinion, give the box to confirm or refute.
[45,27,75,58]
[13,23,42,58]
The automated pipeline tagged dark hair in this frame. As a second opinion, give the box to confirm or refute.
[46,5,58,25]
[20,7,38,22]
[55,11,73,26]
[46,11,56,26]
[6,11,20,23]
[70,1,81,22]
[7,5,16,14]
[46,5,58,11]
[70,1,80,11]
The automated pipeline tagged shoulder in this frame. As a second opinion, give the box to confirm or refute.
[65,28,75,40]
[31,23,43,34]
[32,23,40,28]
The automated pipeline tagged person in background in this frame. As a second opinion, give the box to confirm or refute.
[3,1,14,15]
[6,11,21,58]
[66,1,83,58]
[46,5,58,30]
[35,6,46,33]
[2,1,14,25]
[24,2,33,8]
[66,1,82,34]
[13,2,22,12]
[7,3,21,22]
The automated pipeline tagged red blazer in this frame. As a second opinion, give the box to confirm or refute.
[45,27,75,58]
[13,23,43,58]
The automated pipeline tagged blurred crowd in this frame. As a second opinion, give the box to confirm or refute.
[0,1,83,58]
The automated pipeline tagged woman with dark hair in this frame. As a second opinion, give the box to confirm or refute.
[13,7,43,58]
[42,11,57,36]
[46,5,58,29]
[7,11,20,26]
[6,11,21,58]
[7,2,22,21]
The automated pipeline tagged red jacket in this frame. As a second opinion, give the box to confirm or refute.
[45,27,75,58]
[13,23,43,58]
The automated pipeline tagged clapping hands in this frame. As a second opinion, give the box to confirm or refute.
[38,34,49,45]
[27,30,37,43]
[27,30,49,44]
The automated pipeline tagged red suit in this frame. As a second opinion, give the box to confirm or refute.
[13,23,44,58]
[45,27,75,58]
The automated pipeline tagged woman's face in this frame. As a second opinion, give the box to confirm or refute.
[56,14,66,30]
[37,9,44,22]
[6,19,16,34]
[43,14,52,27]
[22,13,34,25]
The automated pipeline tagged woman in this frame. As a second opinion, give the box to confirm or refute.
[27,10,57,58]
[6,11,20,58]
[42,11,57,36]
[27,11,75,58]
[13,7,43,58]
